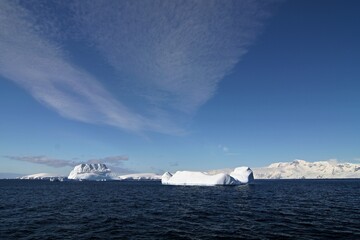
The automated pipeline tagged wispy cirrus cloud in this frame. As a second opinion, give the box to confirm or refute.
[0,0,276,134]
[72,0,274,113]
[0,0,182,134]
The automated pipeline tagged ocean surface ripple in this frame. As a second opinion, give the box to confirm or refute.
[1,179,360,239]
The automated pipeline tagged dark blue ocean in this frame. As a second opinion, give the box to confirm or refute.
[1,179,359,239]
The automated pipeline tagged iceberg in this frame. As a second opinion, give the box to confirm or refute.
[230,166,254,184]
[162,167,254,186]
[68,163,112,181]
[20,173,66,181]
[118,173,161,181]
[161,172,173,184]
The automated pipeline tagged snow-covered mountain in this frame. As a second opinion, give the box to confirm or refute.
[253,159,360,179]
[68,163,112,181]
[20,173,66,180]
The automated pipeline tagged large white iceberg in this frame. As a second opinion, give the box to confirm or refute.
[162,167,254,186]
[68,163,112,181]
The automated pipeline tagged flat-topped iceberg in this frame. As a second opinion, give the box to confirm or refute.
[162,167,254,186]
[68,163,112,181]
[118,173,161,181]
[20,173,66,181]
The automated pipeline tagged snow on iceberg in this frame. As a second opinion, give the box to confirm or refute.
[68,163,112,181]
[118,173,161,181]
[162,167,254,186]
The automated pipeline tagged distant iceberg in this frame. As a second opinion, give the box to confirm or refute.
[20,173,66,181]
[118,173,161,181]
[162,167,254,186]
[68,163,112,181]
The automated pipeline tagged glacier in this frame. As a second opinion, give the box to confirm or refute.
[162,167,254,186]
[68,163,112,181]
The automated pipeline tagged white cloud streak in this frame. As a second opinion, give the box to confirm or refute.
[5,155,129,168]
[4,155,76,168]
[0,0,182,134]
[0,0,275,134]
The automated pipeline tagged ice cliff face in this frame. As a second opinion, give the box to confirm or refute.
[161,172,173,184]
[68,163,112,180]
[253,159,360,179]
[230,167,254,183]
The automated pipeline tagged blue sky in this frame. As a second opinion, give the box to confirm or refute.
[1,0,359,176]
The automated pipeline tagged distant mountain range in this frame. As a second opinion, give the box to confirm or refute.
[253,159,360,179]
[3,160,360,180]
